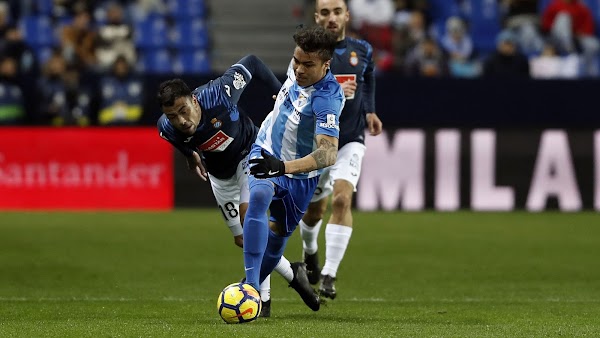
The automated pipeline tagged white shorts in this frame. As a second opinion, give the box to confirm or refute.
[208,155,249,237]
[311,142,366,202]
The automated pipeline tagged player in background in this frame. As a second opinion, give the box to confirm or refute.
[242,25,345,312]
[156,55,294,317]
[298,0,384,300]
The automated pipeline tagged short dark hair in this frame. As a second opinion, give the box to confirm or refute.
[157,79,191,107]
[293,25,337,62]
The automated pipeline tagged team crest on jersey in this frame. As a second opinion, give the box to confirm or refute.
[297,93,308,108]
[349,51,358,66]
[211,117,222,128]
[233,72,246,90]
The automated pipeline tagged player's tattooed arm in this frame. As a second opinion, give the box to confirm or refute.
[311,135,338,169]
[283,134,338,174]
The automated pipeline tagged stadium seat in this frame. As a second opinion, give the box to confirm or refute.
[167,0,206,19]
[173,50,211,74]
[19,15,57,47]
[34,0,54,15]
[468,0,502,55]
[139,48,173,74]
[133,17,169,48]
[170,19,209,49]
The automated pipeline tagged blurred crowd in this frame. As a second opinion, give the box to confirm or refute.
[341,0,600,79]
[0,0,205,126]
[1,0,600,126]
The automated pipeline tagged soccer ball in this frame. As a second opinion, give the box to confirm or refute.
[216,282,261,324]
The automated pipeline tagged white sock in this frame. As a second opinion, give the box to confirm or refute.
[273,255,294,283]
[321,223,353,278]
[259,274,271,302]
[300,219,322,255]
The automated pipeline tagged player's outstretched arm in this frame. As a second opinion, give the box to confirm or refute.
[249,135,338,178]
[186,151,208,181]
[286,134,338,174]
[237,55,282,94]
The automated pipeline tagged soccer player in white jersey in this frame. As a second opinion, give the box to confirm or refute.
[300,0,384,300]
[242,25,345,312]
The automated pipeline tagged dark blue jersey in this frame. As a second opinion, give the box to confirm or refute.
[157,55,281,179]
[330,37,376,147]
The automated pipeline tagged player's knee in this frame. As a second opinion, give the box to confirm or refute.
[331,192,352,213]
[304,201,327,225]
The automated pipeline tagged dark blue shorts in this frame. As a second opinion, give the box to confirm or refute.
[249,147,319,237]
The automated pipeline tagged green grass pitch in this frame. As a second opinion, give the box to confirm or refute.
[1,211,600,337]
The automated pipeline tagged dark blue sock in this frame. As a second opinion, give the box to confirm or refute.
[260,230,289,284]
[242,181,273,290]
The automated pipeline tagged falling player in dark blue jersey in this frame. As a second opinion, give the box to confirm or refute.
[298,0,384,300]
[156,55,301,317]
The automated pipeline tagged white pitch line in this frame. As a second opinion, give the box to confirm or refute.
[1,297,600,303]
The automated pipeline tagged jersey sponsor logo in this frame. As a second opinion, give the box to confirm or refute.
[350,51,359,66]
[199,130,234,152]
[319,114,339,130]
[291,109,301,123]
[233,72,246,90]
[224,84,231,97]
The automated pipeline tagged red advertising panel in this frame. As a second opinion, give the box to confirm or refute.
[0,128,173,210]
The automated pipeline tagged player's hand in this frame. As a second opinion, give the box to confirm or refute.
[340,80,357,98]
[187,151,208,181]
[366,112,383,136]
[249,149,286,178]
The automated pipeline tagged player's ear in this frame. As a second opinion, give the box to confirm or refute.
[324,59,331,70]
[314,12,318,24]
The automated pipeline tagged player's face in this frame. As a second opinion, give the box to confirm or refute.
[162,96,201,135]
[315,0,349,41]
[292,46,331,87]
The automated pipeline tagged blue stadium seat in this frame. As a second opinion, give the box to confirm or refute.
[133,17,169,48]
[173,50,210,74]
[34,0,54,15]
[167,0,206,18]
[170,19,209,49]
[467,0,502,55]
[19,15,57,47]
[427,0,460,23]
[139,48,173,74]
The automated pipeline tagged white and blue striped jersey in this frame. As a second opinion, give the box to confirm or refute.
[254,64,345,179]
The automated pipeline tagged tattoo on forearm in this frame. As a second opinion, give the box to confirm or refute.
[310,138,337,169]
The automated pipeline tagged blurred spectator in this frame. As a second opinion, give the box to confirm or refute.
[483,30,530,78]
[0,24,38,77]
[0,1,10,36]
[392,10,428,71]
[37,49,93,126]
[98,55,143,125]
[0,56,25,124]
[95,2,136,71]
[393,0,430,28]
[529,41,579,78]
[350,0,395,59]
[441,16,473,61]
[441,16,481,78]
[404,36,448,77]
[499,0,544,55]
[541,0,599,77]
[53,0,100,17]
[60,4,98,71]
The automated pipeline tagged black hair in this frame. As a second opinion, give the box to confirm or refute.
[157,79,191,107]
[293,25,337,62]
